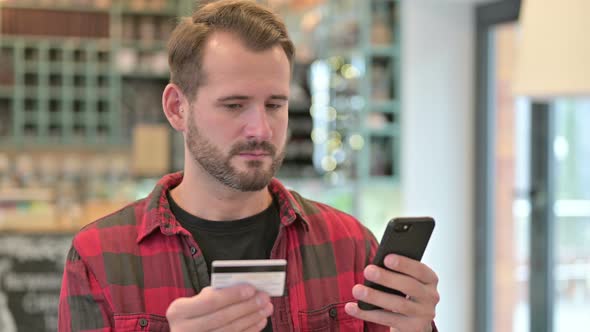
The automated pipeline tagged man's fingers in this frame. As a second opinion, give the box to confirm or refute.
[243,318,270,332]
[209,302,273,332]
[384,255,439,285]
[352,284,432,318]
[344,302,409,328]
[363,265,429,302]
[168,289,272,332]
[198,292,271,330]
[166,285,256,320]
[352,257,439,331]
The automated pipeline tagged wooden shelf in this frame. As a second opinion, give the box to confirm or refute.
[0,2,110,13]
[0,188,54,202]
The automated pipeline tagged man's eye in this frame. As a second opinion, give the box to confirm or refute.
[266,104,283,110]
[224,104,242,110]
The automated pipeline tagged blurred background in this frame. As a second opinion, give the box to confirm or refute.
[0,0,588,331]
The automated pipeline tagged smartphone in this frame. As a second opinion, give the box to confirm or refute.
[357,217,435,311]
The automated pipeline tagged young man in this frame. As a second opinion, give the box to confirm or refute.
[58,1,439,331]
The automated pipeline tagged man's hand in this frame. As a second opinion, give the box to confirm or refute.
[166,285,273,332]
[344,254,439,332]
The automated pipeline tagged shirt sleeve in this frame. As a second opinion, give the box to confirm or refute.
[58,245,112,332]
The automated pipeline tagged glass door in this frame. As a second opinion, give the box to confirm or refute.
[489,21,531,332]
[553,100,590,331]
[477,2,590,332]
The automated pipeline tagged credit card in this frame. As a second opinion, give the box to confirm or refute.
[211,259,287,297]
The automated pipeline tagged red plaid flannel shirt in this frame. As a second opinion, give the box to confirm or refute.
[59,172,437,331]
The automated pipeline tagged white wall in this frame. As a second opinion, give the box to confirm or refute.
[401,1,475,332]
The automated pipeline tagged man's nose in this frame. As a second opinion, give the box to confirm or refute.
[244,106,273,141]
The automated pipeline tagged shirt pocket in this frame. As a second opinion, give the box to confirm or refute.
[113,313,170,332]
[298,302,364,332]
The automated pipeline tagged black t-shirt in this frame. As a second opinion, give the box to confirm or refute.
[167,192,279,331]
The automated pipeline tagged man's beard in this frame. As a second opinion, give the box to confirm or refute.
[186,115,285,192]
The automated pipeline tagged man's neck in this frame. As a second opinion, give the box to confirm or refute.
[170,169,273,221]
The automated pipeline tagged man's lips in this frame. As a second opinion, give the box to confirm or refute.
[237,151,272,157]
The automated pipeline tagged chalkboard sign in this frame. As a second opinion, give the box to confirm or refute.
[0,234,73,332]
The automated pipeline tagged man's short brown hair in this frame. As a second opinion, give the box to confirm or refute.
[167,0,295,101]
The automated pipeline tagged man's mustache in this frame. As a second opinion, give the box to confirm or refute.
[229,140,276,156]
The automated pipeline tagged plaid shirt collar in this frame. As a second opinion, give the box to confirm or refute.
[136,172,310,243]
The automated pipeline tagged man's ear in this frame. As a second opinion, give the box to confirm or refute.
[162,83,189,132]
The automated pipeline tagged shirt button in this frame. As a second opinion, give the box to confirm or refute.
[190,246,197,255]
[329,307,337,319]
[139,318,148,327]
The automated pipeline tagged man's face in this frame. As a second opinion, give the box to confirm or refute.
[184,31,290,191]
